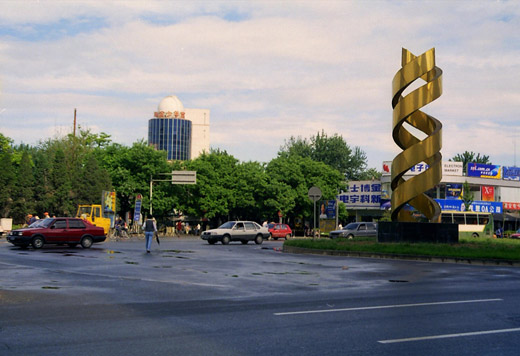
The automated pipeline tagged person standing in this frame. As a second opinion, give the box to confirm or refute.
[143,214,157,253]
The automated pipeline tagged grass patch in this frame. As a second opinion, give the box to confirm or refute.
[284,236,520,261]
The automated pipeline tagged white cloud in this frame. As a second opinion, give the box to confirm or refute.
[1,0,519,170]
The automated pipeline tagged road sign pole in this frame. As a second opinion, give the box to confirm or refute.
[313,200,316,241]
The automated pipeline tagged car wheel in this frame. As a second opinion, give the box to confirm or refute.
[285,234,291,240]
[68,243,77,248]
[222,235,231,245]
[254,234,263,245]
[208,239,216,245]
[273,237,278,240]
[32,236,44,249]
[241,240,248,244]
[81,236,93,249]
[472,233,479,238]
[347,234,354,240]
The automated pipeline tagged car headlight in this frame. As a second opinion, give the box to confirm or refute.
[13,231,23,236]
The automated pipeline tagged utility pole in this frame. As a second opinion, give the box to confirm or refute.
[73,108,77,137]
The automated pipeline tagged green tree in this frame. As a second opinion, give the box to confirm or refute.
[96,140,174,218]
[48,148,74,216]
[184,150,241,224]
[265,154,346,224]
[451,151,492,174]
[10,150,35,222]
[462,180,474,211]
[0,134,15,218]
[279,130,368,180]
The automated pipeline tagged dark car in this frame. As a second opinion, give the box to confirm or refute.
[7,217,106,249]
[329,222,378,239]
[268,223,292,240]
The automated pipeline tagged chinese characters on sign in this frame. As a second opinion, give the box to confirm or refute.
[338,181,381,209]
[154,111,186,119]
[435,199,502,214]
[504,202,520,210]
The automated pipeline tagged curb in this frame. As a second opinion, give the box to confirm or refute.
[282,245,520,267]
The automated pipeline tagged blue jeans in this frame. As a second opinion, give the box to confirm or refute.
[145,231,154,251]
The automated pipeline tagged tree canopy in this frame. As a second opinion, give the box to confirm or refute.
[279,130,369,180]
[0,128,375,227]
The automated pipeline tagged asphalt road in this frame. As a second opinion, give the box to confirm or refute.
[1,236,520,355]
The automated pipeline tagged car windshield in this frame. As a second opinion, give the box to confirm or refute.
[29,218,54,228]
[268,224,275,229]
[344,223,359,230]
[218,221,236,229]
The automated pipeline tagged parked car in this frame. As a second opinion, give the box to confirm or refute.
[201,221,270,245]
[511,229,520,239]
[268,223,292,240]
[328,222,378,239]
[7,217,106,249]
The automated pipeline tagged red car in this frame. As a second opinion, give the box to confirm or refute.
[7,217,106,249]
[268,223,292,240]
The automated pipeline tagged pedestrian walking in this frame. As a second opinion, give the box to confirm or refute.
[143,214,157,253]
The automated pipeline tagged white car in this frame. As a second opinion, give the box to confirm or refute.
[201,221,270,245]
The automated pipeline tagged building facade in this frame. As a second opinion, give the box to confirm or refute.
[148,95,210,161]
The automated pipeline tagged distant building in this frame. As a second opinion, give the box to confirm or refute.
[148,95,210,160]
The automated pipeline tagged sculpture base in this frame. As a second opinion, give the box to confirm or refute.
[377,221,458,243]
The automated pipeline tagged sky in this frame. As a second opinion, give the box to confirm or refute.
[0,0,519,170]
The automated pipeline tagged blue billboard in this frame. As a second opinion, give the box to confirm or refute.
[435,199,503,214]
[503,166,520,181]
[467,163,501,179]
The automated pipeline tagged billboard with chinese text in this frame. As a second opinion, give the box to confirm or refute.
[338,181,381,209]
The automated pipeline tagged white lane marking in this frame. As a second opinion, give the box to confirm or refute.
[378,327,520,344]
[274,298,503,316]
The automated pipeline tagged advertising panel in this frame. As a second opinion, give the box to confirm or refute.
[445,183,462,199]
[435,199,503,214]
[338,180,381,209]
[504,202,520,211]
[481,186,495,202]
[467,163,502,179]
[319,200,336,219]
[442,161,463,176]
[382,161,429,176]
[382,161,462,176]
[503,166,520,181]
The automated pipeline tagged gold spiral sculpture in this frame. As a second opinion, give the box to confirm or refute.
[391,48,443,223]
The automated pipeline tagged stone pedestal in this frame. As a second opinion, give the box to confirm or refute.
[377,221,458,243]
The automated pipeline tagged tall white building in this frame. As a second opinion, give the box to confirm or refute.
[148,95,210,160]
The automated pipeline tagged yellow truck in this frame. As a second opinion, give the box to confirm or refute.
[76,191,116,234]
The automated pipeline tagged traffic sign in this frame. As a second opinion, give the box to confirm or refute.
[172,171,197,184]
[308,186,322,202]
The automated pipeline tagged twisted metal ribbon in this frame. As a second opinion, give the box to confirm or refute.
[391,48,443,223]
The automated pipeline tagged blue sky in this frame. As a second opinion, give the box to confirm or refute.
[1,0,519,170]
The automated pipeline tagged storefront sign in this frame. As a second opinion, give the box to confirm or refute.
[503,166,520,181]
[504,202,520,210]
[467,163,502,179]
[382,161,430,176]
[481,186,495,201]
[435,199,503,214]
[338,180,381,208]
[382,161,462,176]
[442,161,463,176]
